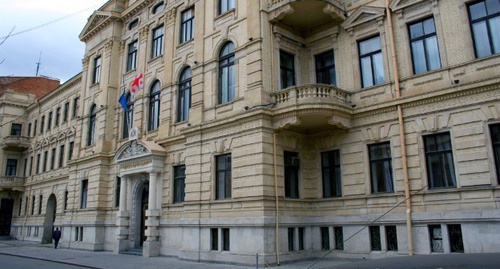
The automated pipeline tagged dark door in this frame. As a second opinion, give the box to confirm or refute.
[0,199,14,236]
[140,182,149,246]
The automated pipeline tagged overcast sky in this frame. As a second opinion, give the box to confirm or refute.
[0,0,105,83]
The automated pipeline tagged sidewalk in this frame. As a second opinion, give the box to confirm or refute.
[0,240,353,269]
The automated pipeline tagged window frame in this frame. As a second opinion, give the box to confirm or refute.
[408,17,441,74]
[72,97,79,119]
[87,104,97,146]
[490,123,500,183]
[369,226,382,251]
[315,50,336,85]
[55,107,61,127]
[92,56,102,84]
[152,1,165,15]
[6,159,18,176]
[10,123,22,136]
[284,151,300,199]
[151,25,164,58]
[280,50,296,89]
[467,0,500,58]
[177,67,192,122]
[47,111,52,131]
[218,42,235,104]
[368,142,394,194]
[219,0,235,15]
[215,153,232,200]
[40,116,45,134]
[59,145,65,168]
[358,35,385,88]
[127,40,138,72]
[321,150,342,198]
[81,179,88,209]
[173,165,186,204]
[424,132,456,189]
[180,7,194,43]
[50,148,56,170]
[148,81,161,131]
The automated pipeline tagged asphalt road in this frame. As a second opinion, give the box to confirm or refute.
[0,254,91,269]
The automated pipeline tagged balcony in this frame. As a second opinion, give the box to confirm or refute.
[2,136,31,152]
[271,84,353,133]
[0,176,26,191]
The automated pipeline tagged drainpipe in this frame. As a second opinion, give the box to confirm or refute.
[273,133,280,265]
[386,0,414,255]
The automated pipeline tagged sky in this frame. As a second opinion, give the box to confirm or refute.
[0,0,106,83]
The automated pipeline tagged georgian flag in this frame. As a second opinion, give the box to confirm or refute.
[130,73,143,95]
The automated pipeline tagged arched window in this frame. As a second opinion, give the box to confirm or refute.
[218,42,235,104]
[148,81,161,131]
[122,93,134,138]
[177,67,192,122]
[152,1,165,14]
[87,104,96,146]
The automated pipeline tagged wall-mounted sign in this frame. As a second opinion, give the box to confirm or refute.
[129,127,139,141]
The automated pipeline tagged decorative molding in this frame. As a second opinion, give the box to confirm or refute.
[164,6,177,25]
[205,138,234,154]
[342,6,386,30]
[118,143,150,160]
[361,123,395,141]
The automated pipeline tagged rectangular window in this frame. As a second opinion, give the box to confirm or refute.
[50,148,56,170]
[42,151,48,173]
[321,150,342,198]
[64,191,69,210]
[288,227,295,251]
[424,133,456,189]
[64,102,69,122]
[369,226,381,251]
[38,195,42,214]
[211,228,219,250]
[11,123,22,136]
[47,111,52,130]
[59,145,65,168]
[315,50,336,85]
[222,228,230,251]
[215,154,232,200]
[93,56,101,84]
[151,26,164,58]
[448,224,464,253]
[280,50,296,89]
[369,142,394,193]
[115,177,121,208]
[68,141,74,161]
[409,17,441,74]
[81,179,88,209]
[6,159,17,176]
[386,225,398,251]
[29,156,33,176]
[72,97,79,118]
[468,0,500,58]
[40,116,45,134]
[55,107,60,126]
[334,227,344,250]
[27,123,32,137]
[31,196,35,215]
[127,40,138,71]
[36,154,41,174]
[173,165,186,204]
[429,225,443,252]
[219,0,235,14]
[180,8,194,43]
[321,227,330,250]
[298,227,305,251]
[18,198,22,216]
[284,151,299,198]
[489,124,500,183]
[23,158,27,176]
[359,35,385,88]
[33,120,37,136]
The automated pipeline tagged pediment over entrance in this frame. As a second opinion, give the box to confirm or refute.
[115,140,167,162]
[114,140,167,176]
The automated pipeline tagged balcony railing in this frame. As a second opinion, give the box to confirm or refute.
[268,0,345,8]
[0,176,26,190]
[272,84,351,107]
[2,135,31,150]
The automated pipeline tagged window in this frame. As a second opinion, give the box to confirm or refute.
[424,133,456,189]
[42,151,48,173]
[81,179,88,209]
[6,159,17,176]
[18,198,22,216]
[359,35,385,88]
[122,93,134,138]
[64,191,69,210]
[127,40,138,71]
[369,226,381,251]
[448,224,464,253]
[334,227,344,250]
[50,148,56,170]
[284,151,299,198]
[177,67,192,122]
[490,124,500,182]
[115,177,121,208]
[55,107,60,126]
[429,225,443,252]
[72,97,79,118]
[280,50,295,89]
[29,156,33,176]
[151,25,164,58]
[148,81,161,131]
[68,141,74,161]
[386,225,398,251]
[27,123,31,137]
[31,196,35,215]
[128,18,139,30]
[38,195,42,215]
[47,112,52,130]
[87,104,96,146]
[33,120,37,136]
[222,228,230,251]
[218,42,235,104]
[59,145,65,168]
[36,154,41,174]
[40,116,45,134]
[315,50,336,85]
[409,17,441,74]
[180,8,194,43]
[288,228,295,251]
[468,0,500,58]
[211,228,218,250]
[369,142,394,193]
[216,154,232,200]
[64,102,69,122]
[93,56,101,84]
[219,0,235,14]
[298,227,305,250]
[321,150,342,198]
[11,123,22,136]
[152,2,165,14]
[173,165,186,204]
[321,227,330,250]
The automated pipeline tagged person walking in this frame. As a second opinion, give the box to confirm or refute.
[52,227,61,249]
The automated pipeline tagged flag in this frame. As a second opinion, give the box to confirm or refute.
[119,88,127,111]
[130,73,143,95]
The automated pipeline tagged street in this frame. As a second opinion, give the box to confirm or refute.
[0,254,92,269]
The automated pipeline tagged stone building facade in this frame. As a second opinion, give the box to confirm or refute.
[1,0,499,265]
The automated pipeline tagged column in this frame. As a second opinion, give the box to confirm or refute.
[114,176,129,254]
[143,171,161,257]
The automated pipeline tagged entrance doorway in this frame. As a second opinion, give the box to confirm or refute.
[140,181,149,246]
[42,194,57,243]
[0,198,14,236]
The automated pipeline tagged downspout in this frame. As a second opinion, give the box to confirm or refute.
[273,133,280,265]
[385,0,414,255]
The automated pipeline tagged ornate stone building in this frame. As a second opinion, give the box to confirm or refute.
[1,0,499,265]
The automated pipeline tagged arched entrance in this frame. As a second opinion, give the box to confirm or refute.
[42,194,57,244]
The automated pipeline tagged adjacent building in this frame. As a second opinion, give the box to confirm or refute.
[1,0,499,265]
